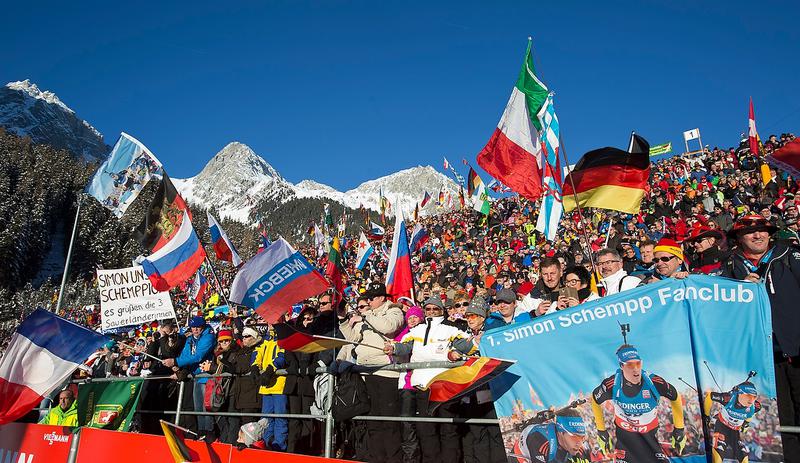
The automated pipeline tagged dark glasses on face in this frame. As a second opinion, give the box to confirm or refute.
[739,219,768,227]
[357,304,368,309]
[654,256,676,263]
[452,302,470,308]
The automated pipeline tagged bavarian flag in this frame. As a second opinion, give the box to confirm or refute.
[160,420,196,462]
[562,134,650,214]
[424,357,514,411]
[273,323,353,354]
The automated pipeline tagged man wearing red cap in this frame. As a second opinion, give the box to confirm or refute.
[722,214,800,461]
[644,238,689,282]
[684,226,728,275]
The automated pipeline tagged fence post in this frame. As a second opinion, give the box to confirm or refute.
[324,374,336,458]
[66,428,81,463]
[175,380,185,426]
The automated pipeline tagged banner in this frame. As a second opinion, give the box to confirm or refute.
[650,142,673,156]
[85,132,162,217]
[77,380,142,431]
[482,276,782,462]
[683,128,700,141]
[97,266,176,332]
[0,423,75,463]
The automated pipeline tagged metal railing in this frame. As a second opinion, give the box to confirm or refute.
[51,361,800,458]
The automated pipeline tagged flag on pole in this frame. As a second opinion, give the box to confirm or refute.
[355,232,374,270]
[324,203,334,231]
[190,270,209,304]
[272,323,354,354]
[459,187,465,209]
[767,138,800,178]
[467,167,480,196]
[207,212,242,266]
[85,132,163,217]
[133,173,192,252]
[160,420,196,463]
[534,93,563,242]
[420,191,432,208]
[437,189,445,207]
[423,357,514,412]
[410,224,429,252]
[476,40,549,201]
[0,309,106,425]
[749,98,771,186]
[414,203,419,221]
[325,236,345,299]
[562,134,651,214]
[443,157,451,171]
[230,238,329,323]
[140,210,207,291]
[386,212,413,300]
[470,171,491,215]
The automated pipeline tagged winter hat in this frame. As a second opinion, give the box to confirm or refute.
[217,329,233,342]
[465,297,490,319]
[405,306,424,320]
[189,316,206,328]
[653,238,684,262]
[516,281,534,296]
[239,418,268,446]
[421,296,444,310]
[242,327,259,339]
[495,288,517,304]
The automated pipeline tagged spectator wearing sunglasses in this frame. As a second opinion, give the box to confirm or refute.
[642,238,690,283]
[446,295,470,331]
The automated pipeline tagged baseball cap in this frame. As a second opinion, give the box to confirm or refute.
[465,297,489,318]
[189,316,206,328]
[617,346,641,364]
[422,296,444,310]
[495,288,516,304]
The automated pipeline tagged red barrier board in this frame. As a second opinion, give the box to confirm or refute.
[75,427,232,462]
[0,423,75,463]
[229,447,355,463]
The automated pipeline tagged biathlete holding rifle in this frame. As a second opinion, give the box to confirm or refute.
[703,372,763,463]
[590,325,686,463]
[512,401,590,463]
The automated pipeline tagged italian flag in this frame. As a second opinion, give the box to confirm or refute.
[477,40,549,201]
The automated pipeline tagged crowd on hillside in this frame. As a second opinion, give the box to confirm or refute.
[7,131,800,462]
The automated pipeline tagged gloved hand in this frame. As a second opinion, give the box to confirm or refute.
[259,365,276,387]
[596,429,613,455]
[740,420,750,433]
[175,369,190,382]
[671,427,686,456]
[249,365,261,377]
[285,364,299,376]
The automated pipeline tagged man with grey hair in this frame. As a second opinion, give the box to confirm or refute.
[596,248,641,297]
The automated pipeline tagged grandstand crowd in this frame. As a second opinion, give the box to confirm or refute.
[5,132,800,463]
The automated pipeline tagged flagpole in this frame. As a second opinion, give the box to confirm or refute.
[204,256,231,307]
[56,194,83,313]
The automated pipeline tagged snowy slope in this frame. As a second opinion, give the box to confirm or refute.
[0,80,110,161]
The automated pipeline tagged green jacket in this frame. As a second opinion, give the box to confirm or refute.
[40,400,78,426]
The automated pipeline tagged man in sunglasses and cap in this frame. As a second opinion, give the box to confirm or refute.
[703,381,763,463]
[512,408,590,463]
[722,214,800,460]
[642,238,689,283]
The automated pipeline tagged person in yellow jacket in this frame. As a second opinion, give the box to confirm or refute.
[40,390,77,426]
[251,326,287,451]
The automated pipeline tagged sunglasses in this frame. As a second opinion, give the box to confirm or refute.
[242,335,253,338]
[654,256,676,263]
[357,304,368,309]
[452,302,470,308]
[739,218,768,227]
[465,313,483,319]
[621,360,642,368]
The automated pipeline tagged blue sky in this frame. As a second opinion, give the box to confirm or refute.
[3,1,798,190]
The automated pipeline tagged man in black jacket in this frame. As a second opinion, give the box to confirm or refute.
[721,215,800,462]
[140,319,187,434]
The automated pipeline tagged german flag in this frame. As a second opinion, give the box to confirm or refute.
[562,134,650,214]
[160,420,195,463]
[424,357,514,410]
[273,323,353,354]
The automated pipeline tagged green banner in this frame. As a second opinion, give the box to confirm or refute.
[77,380,142,431]
[649,142,672,156]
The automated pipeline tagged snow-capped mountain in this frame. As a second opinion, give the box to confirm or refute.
[0,80,110,161]
[174,142,462,223]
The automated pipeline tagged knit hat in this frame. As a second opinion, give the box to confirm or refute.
[421,296,444,310]
[242,327,259,339]
[189,316,206,328]
[465,297,489,319]
[239,418,268,446]
[217,329,233,342]
[653,238,684,262]
[405,306,424,320]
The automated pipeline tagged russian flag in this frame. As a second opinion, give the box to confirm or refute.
[0,309,106,425]
[190,270,209,303]
[229,238,329,323]
[409,224,429,252]
[141,210,207,292]
[385,213,414,300]
[207,212,242,266]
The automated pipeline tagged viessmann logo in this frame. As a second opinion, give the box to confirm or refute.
[42,431,69,445]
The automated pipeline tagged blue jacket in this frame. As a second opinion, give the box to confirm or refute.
[176,326,216,382]
[484,310,531,331]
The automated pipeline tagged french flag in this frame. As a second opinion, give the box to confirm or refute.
[230,238,329,323]
[207,212,242,266]
[409,224,429,252]
[141,210,207,291]
[0,309,106,425]
[385,213,414,300]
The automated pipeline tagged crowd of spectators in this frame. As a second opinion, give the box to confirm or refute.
[5,132,800,462]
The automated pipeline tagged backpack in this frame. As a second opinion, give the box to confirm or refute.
[332,371,371,421]
[204,364,231,412]
[310,363,332,420]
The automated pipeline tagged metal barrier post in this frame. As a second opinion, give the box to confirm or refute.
[324,374,335,458]
[65,428,81,463]
[175,380,185,426]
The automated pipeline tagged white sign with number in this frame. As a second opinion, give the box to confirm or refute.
[97,266,175,332]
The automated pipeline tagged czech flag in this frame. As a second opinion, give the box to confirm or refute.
[385,213,413,300]
[420,191,432,208]
[409,224,429,252]
[0,309,106,425]
[141,210,207,292]
[190,270,209,304]
[230,238,329,323]
[207,212,242,266]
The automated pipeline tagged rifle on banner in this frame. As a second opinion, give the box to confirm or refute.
[513,398,587,432]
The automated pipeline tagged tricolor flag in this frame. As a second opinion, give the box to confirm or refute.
[325,236,345,299]
[459,187,465,209]
[272,323,353,354]
[367,221,385,240]
[230,238,328,323]
[470,171,491,216]
[750,98,771,186]
[437,189,445,207]
[0,309,106,425]
[385,212,414,300]
[477,40,549,201]
[207,212,242,266]
[190,270,209,304]
[409,224,429,252]
[767,138,800,178]
[562,134,651,215]
[420,191,432,208]
[443,157,451,171]
[467,167,480,197]
[160,420,197,462]
[140,210,207,292]
[534,93,563,242]
[133,173,192,252]
[423,357,514,412]
[355,232,374,270]
[85,132,163,218]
